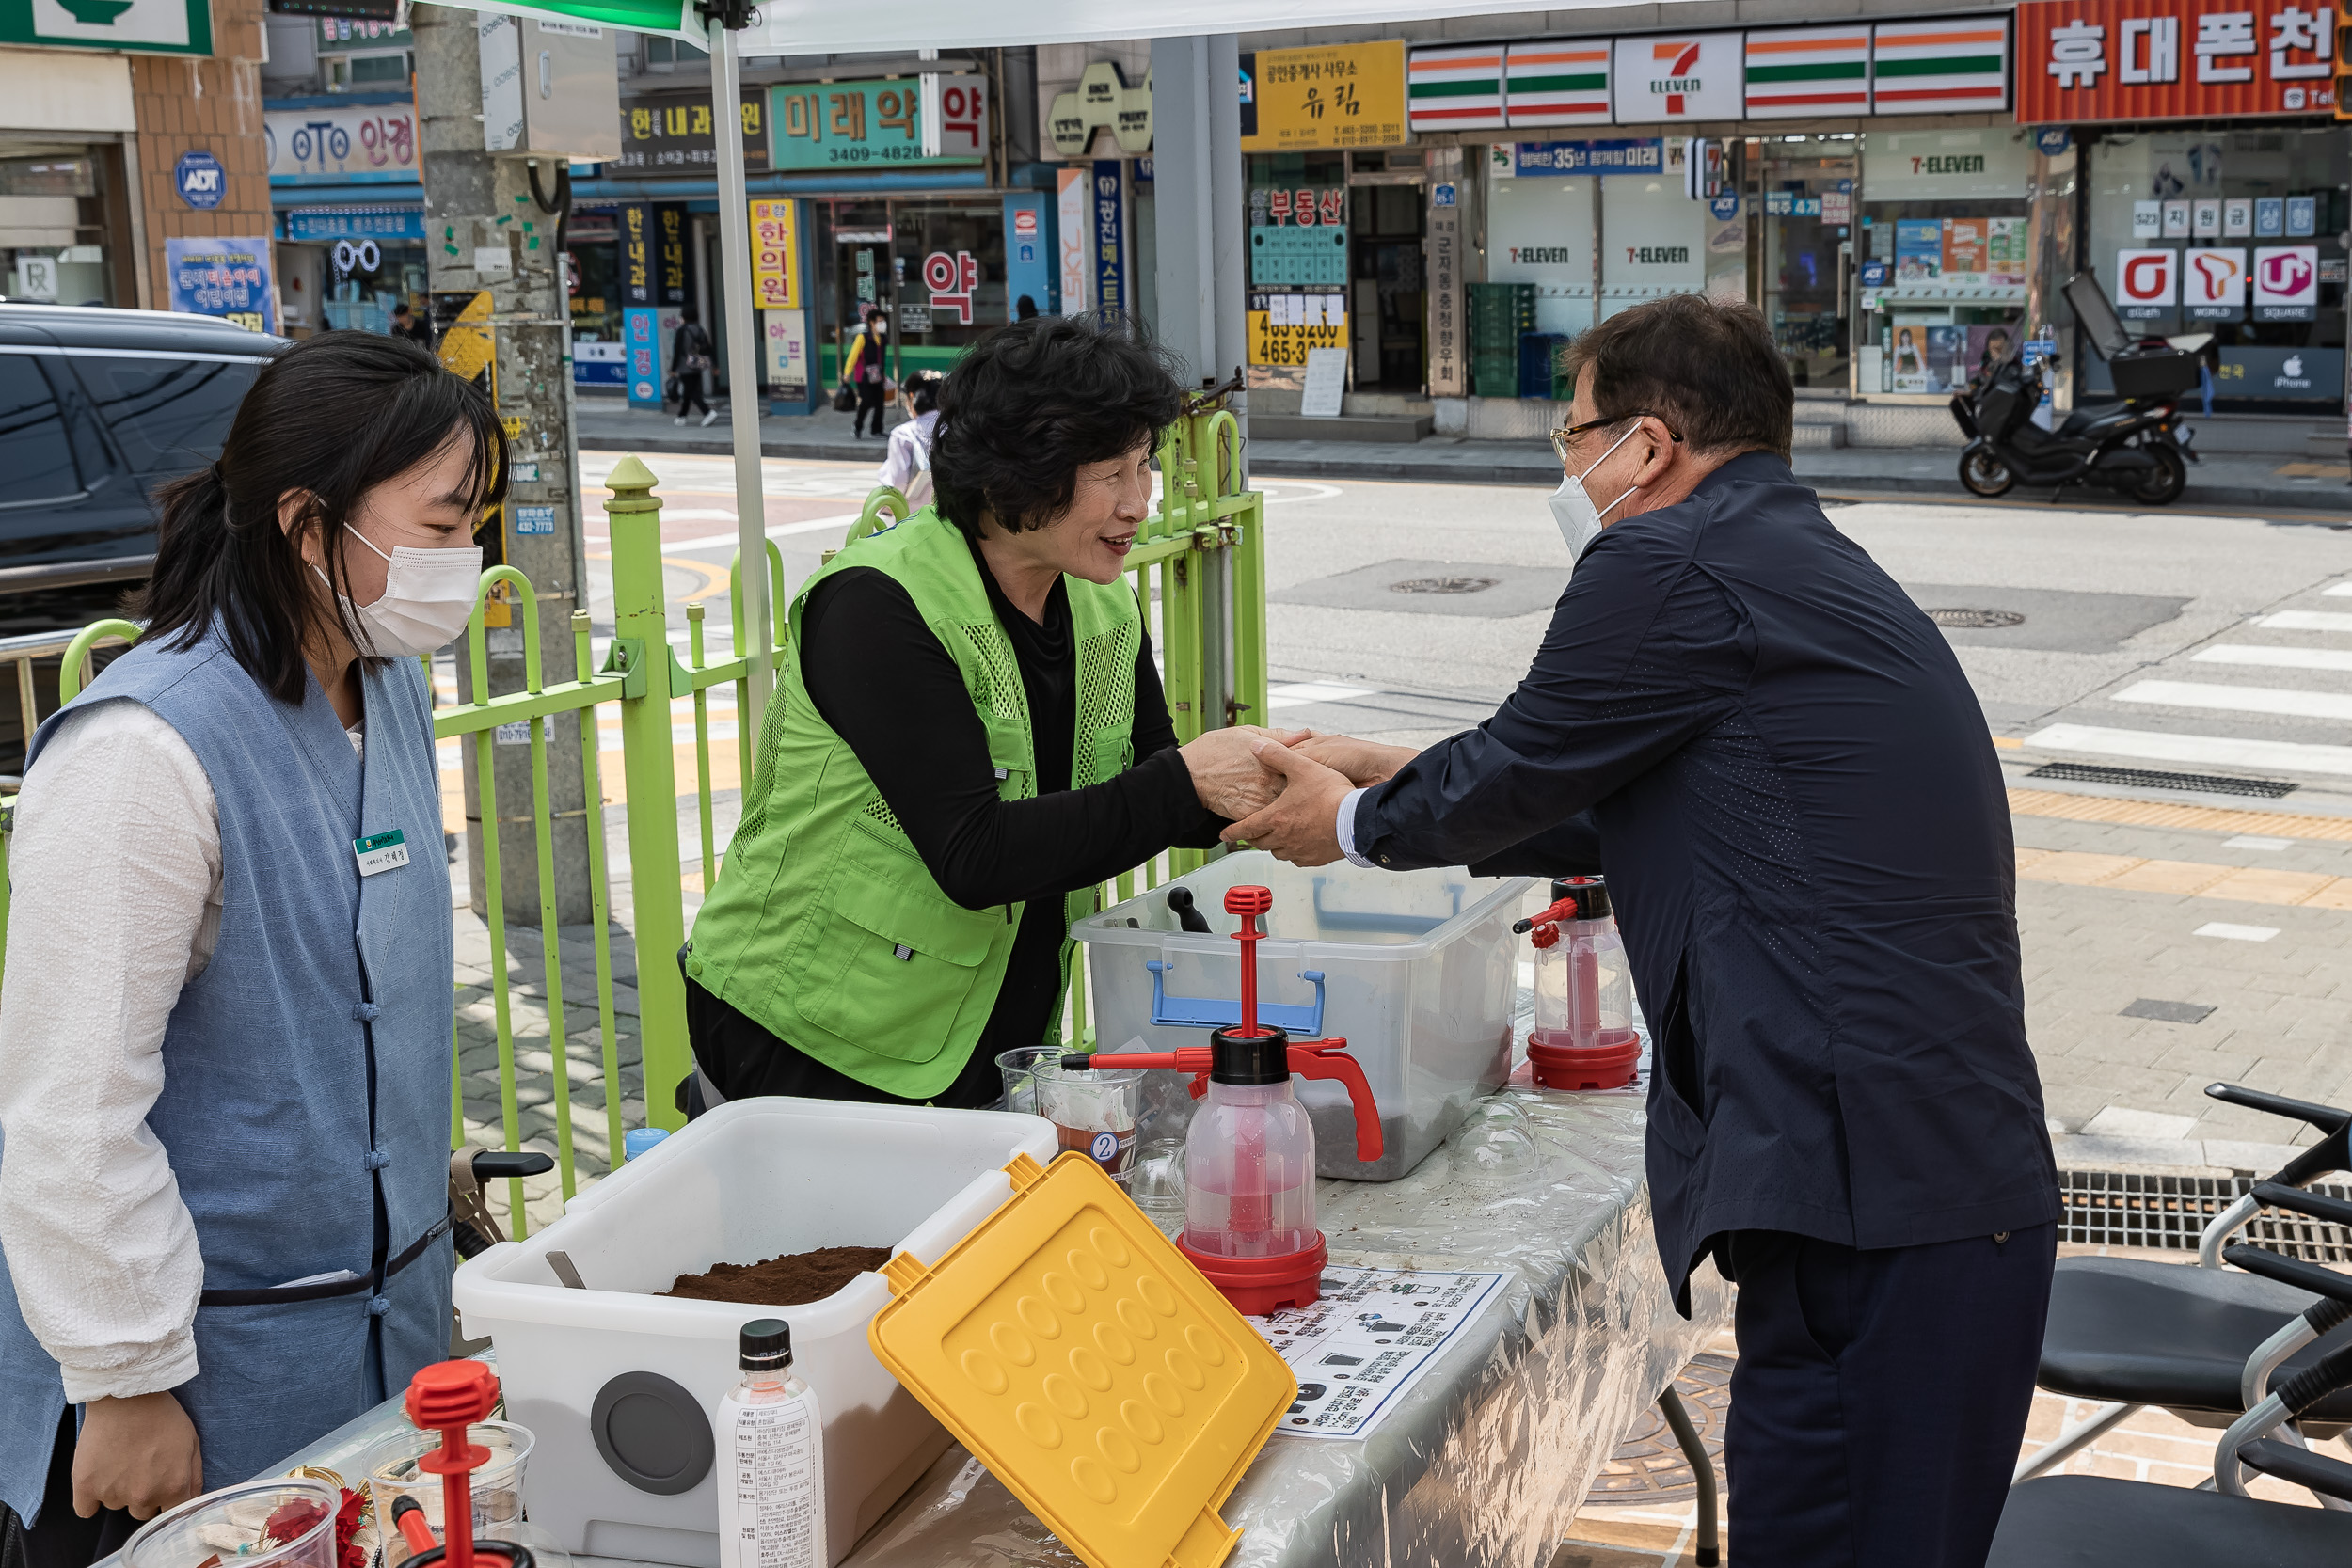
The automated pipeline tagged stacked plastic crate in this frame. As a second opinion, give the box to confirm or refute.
[1468,282,1535,399]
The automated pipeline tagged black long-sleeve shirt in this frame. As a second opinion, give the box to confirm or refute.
[791,550,1223,1076]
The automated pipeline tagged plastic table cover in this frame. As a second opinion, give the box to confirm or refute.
[843,1075,1732,1568]
[211,1078,1730,1568]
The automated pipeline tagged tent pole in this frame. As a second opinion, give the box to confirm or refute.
[710,15,772,755]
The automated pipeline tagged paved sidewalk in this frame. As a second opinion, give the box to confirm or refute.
[575,397,2352,515]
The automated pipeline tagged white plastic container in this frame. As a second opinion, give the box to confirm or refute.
[450,1098,1055,1568]
[1076,852,1532,1180]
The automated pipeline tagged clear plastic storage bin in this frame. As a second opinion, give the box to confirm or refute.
[1076,852,1532,1180]
[450,1098,1056,1568]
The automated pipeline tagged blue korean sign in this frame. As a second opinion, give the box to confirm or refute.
[283,206,424,243]
[1092,159,1125,316]
[174,149,224,210]
[625,307,661,407]
[164,236,276,334]
[515,506,556,535]
[1432,182,1456,208]
[1507,140,1663,177]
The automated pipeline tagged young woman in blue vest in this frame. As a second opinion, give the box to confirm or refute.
[0,333,502,1563]
[685,315,1286,1110]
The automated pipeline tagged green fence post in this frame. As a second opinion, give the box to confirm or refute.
[575,609,626,1171]
[605,455,691,1132]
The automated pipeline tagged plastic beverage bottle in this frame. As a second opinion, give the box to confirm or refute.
[715,1318,825,1568]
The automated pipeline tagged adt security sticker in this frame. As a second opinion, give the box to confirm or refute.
[353,829,410,878]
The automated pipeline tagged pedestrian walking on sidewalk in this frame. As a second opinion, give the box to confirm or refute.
[843,308,890,437]
[1225,292,2059,1568]
[877,370,943,510]
[672,307,717,427]
[0,332,501,1563]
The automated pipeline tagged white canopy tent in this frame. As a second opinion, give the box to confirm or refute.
[423,0,1615,743]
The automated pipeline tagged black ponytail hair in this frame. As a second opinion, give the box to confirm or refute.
[904,369,944,415]
[137,332,508,705]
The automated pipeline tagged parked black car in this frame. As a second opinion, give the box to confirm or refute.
[0,306,280,773]
[0,304,279,634]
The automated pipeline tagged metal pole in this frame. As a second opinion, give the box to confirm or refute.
[709,17,772,754]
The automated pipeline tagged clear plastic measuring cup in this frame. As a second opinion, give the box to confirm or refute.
[996,1045,1145,1181]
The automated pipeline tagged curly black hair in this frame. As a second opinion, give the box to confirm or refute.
[931,314,1184,539]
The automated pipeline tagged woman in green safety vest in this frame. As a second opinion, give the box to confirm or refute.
[683,315,1287,1108]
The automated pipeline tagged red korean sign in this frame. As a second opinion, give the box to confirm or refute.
[2016,0,2335,121]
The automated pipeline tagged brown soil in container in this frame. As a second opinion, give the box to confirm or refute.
[659,1244,893,1307]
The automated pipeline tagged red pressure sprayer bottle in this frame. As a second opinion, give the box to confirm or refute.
[397,1361,532,1568]
[1066,885,1382,1316]
[1517,877,1642,1091]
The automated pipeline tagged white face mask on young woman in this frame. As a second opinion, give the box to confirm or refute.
[1548,420,1649,562]
[319,526,484,657]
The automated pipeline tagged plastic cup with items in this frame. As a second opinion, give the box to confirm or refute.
[121,1478,345,1568]
[997,1044,1145,1183]
[368,1420,534,1568]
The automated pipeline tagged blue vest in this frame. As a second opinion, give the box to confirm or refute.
[0,629,453,1518]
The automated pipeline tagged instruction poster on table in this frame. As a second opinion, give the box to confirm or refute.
[1252,1266,1506,1439]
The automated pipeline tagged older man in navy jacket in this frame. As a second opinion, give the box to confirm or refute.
[1231,293,2059,1566]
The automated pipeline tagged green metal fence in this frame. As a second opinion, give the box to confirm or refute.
[0,406,1266,1236]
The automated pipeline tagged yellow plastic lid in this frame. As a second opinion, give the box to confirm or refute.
[869,1151,1296,1568]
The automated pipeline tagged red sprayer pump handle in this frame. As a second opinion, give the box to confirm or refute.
[1063,1037,1384,1163]
[405,1360,501,1568]
[1512,896,1580,937]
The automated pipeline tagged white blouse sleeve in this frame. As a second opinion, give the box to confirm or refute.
[0,701,221,1402]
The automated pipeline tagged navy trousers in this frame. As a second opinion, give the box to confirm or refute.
[1722,1223,2056,1568]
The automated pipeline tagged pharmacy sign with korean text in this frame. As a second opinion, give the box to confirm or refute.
[769,76,985,171]
[2017,0,2334,120]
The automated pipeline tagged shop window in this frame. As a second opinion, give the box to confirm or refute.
[64,357,258,476]
[2082,128,2348,413]
[892,202,1006,371]
[326,52,409,90]
[643,34,707,71]
[1853,128,2035,399]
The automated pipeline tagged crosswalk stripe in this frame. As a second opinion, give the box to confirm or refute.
[2320,583,2352,596]
[2024,721,2352,777]
[2114,679,2352,721]
[2192,643,2352,673]
[2256,610,2352,632]
[1266,681,1379,710]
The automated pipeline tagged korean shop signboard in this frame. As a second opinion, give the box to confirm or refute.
[768,76,986,171]
[2017,0,2336,120]
[1240,41,1408,151]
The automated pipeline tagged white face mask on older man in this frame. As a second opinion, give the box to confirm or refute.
[1548,420,1648,562]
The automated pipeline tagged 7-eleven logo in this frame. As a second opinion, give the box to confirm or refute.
[1651,40,1703,114]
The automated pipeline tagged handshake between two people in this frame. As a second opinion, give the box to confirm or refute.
[1173,726,1421,866]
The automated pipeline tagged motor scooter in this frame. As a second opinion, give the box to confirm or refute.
[1947,270,2201,505]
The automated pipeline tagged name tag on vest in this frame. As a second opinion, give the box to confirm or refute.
[354,829,410,877]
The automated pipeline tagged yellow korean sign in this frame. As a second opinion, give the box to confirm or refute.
[1243,41,1407,151]
[750,198,799,310]
[1248,296,1349,367]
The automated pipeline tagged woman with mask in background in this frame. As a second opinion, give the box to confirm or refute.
[0,332,504,1565]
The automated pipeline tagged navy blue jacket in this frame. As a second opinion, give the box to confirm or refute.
[1352,452,2059,1311]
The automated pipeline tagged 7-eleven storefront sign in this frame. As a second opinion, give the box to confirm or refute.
[1405,14,2014,132]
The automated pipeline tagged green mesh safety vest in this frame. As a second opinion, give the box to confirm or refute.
[685,507,1141,1099]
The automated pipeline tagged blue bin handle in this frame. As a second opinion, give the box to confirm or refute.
[1146,958,1327,1035]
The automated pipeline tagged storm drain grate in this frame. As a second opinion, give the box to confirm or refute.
[1928,607,2026,628]
[2026,762,2300,799]
[1391,575,1500,595]
[2059,1170,2352,1263]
